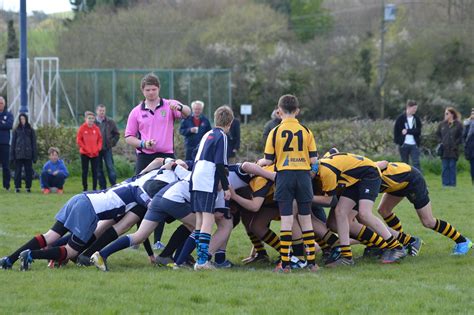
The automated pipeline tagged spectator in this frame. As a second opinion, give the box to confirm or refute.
[463,108,474,185]
[77,111,102,191]
[0,96,13,191]
[95,104,120,190]
[393,100,422,171]
[10,113,37,193]
[436,107,463,187]
[262,108,281,146]
[40,147,69,194]
[125,73,190,173]
[179,100,212,160]
[227,115,240,163]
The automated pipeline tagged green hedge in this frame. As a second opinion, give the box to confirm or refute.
[33,120,469,177]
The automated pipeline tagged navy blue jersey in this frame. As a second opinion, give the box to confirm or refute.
[191,127,228,193]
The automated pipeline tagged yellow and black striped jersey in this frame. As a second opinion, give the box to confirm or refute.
[264,118,317,171]
[249,165,275,205]
[318,153,381,195]
[379,162,413,193]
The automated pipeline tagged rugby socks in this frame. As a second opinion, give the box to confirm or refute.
[197,232,211,265]
[175,232,197,265]
[385,236,404,250]
[338,245,353,260]
[30,246,68,262]
[194,230,201,249]
[160,224,190,258]
[292,238,305,260]
[356,226,388,249]
[100,235,133,260]
[260,230,280,252]
[248,231,268,256]
[215,249,226,264]
[323,230,339,248]
[384,213,404,232]
[51,234,71,247]
[432,219,466,244]
[280,230,292,268]
[302,230,316,264]
[153,221,166,244]
[397,232,415,246]
[82,227,119,258]
[8,234,47,264]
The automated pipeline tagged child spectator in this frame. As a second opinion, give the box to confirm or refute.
[41,147,69,194]
[191,105,234,270]
[10,113,37,193]
[77,111,102,191]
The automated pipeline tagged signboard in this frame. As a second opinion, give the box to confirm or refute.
[240,104,252,115]
[384,4,396,21]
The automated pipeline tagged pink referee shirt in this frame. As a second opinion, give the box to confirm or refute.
[125,98,183,154]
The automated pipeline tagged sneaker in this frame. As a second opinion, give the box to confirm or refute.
[26,188,31,193]
[381,247,407,264]
[324,247,342,265]
[19,250,33,271]
[407,237,423,256]
[57,189,64,194]
[76,254,92,267]
[273,262,291,273]
[42,188,50,195]
[290,256,308,269]
[325,256,355,267]
[214,260,234,269]
[242,253,270,265]
[15,188,20,193]
[452,238,473,255]
[306,263,320,272]
[363,246,384,259]
[152,241,166,251]
[172,263,190,270]
[155,256,174,267]
[91,251,108,272]
[194,261,216,271]
[0,257,12,270]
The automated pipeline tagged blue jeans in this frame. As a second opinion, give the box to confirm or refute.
[41,171,66,189]
[399,144,421,171]
[97,149,117,190]
[441,158,457,187]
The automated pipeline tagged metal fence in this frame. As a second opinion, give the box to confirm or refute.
[57,68,232,127]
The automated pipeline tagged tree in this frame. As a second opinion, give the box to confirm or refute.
[5,20,19,60]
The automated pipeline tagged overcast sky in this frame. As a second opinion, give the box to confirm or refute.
[0,0,71,14]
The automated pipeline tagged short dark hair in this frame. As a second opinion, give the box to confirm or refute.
[278,94,299,114]
[406,100,417,108]
[141,73,160,89]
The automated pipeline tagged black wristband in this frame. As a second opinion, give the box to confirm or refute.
[178,104,183,112]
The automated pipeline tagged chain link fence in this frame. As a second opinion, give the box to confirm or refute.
[57,68,231,127]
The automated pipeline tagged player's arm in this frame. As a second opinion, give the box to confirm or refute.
[139,158,166,174]
[241,162,275,181]
[229,187,265,212]
[261,127,276,166]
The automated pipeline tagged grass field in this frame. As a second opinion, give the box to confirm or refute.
[0,174,473,314]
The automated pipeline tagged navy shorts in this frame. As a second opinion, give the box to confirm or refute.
[55,194,98,243]
[191,191,217,213]
[274,170,313,202]
[388,168,430,210]
[341,177,381,205]
[145,198,192,222]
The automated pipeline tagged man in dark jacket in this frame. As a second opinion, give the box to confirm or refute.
[227,116,240,163]
[262,108,281,146]
[179,100,212,160]
[0,96,13,190]
[95,104,120,190]
[393,100,422,171]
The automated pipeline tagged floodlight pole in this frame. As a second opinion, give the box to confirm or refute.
[20,0,28,113]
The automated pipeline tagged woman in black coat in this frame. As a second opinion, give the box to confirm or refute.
[10,113,37,193]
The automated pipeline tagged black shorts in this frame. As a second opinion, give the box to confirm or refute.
[388,168,430,210]
[191,191,217,213]
[341,177,381,205]
[274,170,313,203]
[145,198,191,223]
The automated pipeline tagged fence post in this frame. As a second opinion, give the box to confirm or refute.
[112,69,117,120]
